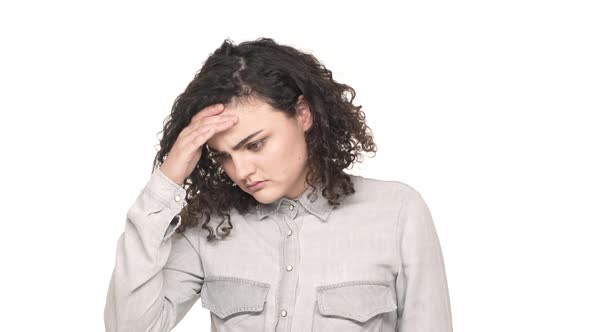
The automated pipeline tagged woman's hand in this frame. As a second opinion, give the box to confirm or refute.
[160,103,238,185]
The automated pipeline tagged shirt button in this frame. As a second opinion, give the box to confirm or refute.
[287,229,293,236]
[281,310,287,317]
[286,264,293,271]
[174,195,181,202]
[288,204,294,210]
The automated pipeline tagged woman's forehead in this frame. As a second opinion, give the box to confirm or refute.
[206,128,265,152]
[206,109,288,152]
[205,95,295,147]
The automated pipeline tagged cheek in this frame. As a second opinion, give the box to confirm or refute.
[272,139,307,173]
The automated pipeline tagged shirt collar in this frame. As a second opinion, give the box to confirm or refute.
[255,183,334,222]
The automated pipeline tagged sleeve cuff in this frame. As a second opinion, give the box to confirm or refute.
[143,166,188,210]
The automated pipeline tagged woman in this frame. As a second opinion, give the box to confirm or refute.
[104,38,453,332]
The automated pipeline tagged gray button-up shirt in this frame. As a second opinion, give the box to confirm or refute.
[104,167,453,331]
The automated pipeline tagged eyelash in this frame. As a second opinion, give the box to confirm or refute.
[214,139,265,161]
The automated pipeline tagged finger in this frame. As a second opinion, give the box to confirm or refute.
[181,118,237,150]
[190,103,225,124]
[185,121,233,152]
[179,115,237,138]
[187,127,214,153]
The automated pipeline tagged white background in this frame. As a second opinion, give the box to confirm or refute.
[1,0,588,331]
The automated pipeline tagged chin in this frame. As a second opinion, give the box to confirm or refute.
[250,187,281,204]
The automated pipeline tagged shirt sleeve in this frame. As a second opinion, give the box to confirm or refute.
[104,167,205,332]
[394,188,453,332]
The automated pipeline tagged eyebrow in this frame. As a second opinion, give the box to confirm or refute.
[208,129,264,154]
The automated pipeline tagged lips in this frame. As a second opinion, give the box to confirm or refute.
[247,181,265,188]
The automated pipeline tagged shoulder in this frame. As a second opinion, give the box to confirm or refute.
[347,175,436,231]
[347,173,423,203]
[334,174,431,229]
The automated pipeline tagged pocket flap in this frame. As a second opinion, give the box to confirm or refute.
[316,281,397,323]
[201,276,271,319]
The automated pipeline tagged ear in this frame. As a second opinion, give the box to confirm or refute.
[295,95,313,132]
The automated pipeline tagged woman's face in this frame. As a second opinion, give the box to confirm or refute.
[206,95,313,203]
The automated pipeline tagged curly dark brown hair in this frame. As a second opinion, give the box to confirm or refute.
[151,37,377,242]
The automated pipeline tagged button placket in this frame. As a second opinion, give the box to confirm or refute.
[275,202,300,329]
[281,200,297,220]
[280,200,298,238]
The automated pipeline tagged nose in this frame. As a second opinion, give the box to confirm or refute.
[232,155,256,184]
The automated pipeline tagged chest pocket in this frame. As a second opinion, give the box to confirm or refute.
[201,276,271,330]
[312,280,397,332]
